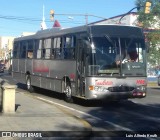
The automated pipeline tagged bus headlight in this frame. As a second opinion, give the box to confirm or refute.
[94,86,108,92]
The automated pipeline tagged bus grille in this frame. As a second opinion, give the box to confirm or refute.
[108,86,134,92]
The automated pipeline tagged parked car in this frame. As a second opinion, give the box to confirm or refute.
[0,64,5,73]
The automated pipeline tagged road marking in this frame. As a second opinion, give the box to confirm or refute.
[36,96,132,131]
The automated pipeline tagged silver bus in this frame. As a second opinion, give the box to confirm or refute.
[12,25,147,102]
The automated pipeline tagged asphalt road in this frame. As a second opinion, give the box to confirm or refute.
[1,73,160,140]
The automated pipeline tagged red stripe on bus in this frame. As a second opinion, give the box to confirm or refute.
[33,68,49,72]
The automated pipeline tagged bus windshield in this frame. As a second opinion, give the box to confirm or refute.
[87,36,146,77]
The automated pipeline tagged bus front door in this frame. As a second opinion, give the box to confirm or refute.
[76,40,86,97]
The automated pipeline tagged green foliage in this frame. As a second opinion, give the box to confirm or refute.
[136,0,160,28]
[135,0,160,65]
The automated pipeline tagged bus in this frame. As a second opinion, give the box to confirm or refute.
[12,24,147,102]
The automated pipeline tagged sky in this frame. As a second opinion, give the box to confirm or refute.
[0,0,136,37]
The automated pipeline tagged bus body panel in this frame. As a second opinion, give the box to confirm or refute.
[85,77,146,100]
[13,59,77,94]
[12,59,19,72]
[26,59,32,74]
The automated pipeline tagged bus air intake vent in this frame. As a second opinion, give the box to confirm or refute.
[108,86,134,92]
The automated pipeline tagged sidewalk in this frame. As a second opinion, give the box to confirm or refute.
[0,91,92,139]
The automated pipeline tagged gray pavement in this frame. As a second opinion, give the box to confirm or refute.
[0,91,92,139]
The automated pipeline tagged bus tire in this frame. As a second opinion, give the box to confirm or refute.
[26,75,34,93]
[63,81,73,103]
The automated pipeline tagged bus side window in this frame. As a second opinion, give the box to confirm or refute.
[27,51,33,59]
[64,36,75,59]
[51,38,55,59]
[44,38,51,59]
[19,41,27,59]
[53,37,62,59]
[37,40,43,59]
[42,48,45,58]
[27,40,34,59]
[33,40,39,59]
[13,42,19,58]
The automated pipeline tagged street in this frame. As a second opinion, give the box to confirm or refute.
[1,73,160,139]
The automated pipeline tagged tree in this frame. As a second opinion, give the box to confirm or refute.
[135,0,160,66]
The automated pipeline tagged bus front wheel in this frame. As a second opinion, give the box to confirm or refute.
[63,81,73,103]
[26,75,34,93]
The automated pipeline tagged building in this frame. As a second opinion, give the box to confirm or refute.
[0,36,15,62]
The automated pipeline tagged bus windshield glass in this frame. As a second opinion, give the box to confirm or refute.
[87,36,146,77]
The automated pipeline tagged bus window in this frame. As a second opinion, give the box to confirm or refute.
[52,37,62,59]
[27,40,34,59]
[51,38,55,59]
[63,36,75,59]
[33,40,38,58]
[19,41,27,59]
[44,38,51,59]
[13,42,19,58]
[136,42,143,63]
[27,51,33,59]
[37,40,43,59]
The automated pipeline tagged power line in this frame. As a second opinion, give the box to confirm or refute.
[0,14,84,25]
[0,15,40,22]
[0,13,106,25]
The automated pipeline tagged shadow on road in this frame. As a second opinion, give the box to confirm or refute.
[82,101,160,139]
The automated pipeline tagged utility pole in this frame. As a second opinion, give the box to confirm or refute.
[85,14,88,25]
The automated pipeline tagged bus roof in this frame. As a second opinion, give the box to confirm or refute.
[14,24,144,41]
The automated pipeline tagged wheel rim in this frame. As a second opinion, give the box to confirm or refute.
[27,78,31,90]
[66,85,71,98]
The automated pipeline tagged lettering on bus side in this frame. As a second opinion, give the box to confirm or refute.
[136,79,146,85]
[33,61,49,73]
[95,80,113,86]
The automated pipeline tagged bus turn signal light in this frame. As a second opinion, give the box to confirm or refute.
[89,86,94,91]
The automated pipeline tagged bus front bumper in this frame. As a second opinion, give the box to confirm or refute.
[86,90,146,101]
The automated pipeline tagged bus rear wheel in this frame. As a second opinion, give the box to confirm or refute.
[63,82,73,103]
[26,75,34,93]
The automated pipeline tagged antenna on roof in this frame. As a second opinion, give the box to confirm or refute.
[40,5,47,30]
